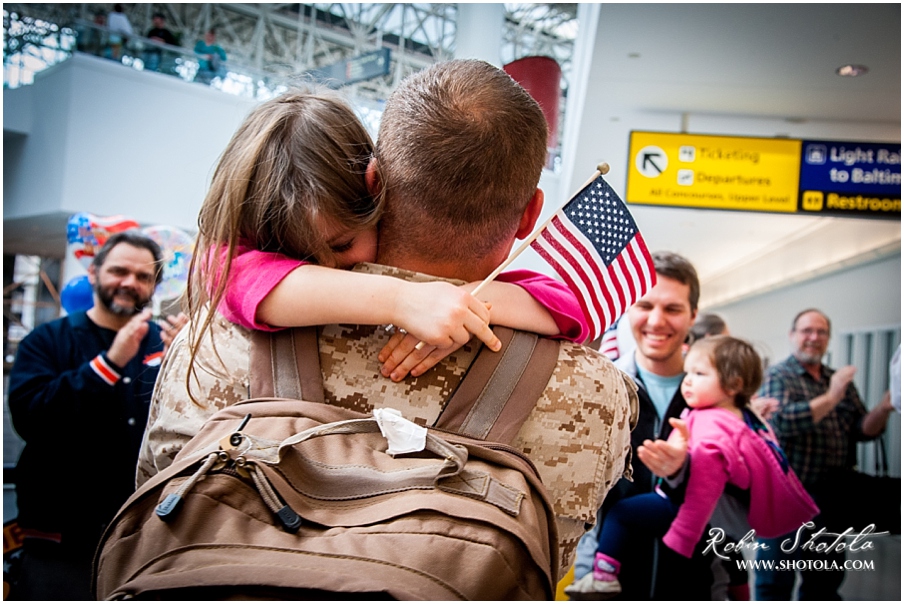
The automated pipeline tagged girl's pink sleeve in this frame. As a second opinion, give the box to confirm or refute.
[497,269,588,343]
[662,438,730,558]
[218,244,307,332]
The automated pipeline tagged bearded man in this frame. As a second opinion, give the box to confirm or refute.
[8,231,167,600]
[754,308,895,601]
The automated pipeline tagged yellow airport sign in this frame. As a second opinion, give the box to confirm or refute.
[626,132,802,213]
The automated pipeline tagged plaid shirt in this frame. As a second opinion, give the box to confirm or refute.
[759,355,868,488]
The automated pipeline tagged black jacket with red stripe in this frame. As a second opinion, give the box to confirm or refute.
[8,311,162,555]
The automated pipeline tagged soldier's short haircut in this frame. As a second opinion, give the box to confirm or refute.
[375,59,548,264]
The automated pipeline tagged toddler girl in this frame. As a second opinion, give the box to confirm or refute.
[569,335,818,597]
[186,88,588,393]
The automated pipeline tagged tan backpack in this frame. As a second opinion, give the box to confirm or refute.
[94,327,560,600]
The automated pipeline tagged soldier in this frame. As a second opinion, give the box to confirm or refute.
[138,60,638,575]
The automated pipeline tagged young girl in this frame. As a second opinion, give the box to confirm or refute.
[568,335,818,597]
[187,87,588,395]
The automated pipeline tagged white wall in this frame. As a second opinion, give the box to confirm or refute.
[3,62,71,220]
[710,253,901,375]
[4,53,258,234]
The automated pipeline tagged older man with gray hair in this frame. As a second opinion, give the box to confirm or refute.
[754,308,896,601]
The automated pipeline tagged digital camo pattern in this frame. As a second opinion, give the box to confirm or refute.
[137,263,638,574]
[136,308,252,487]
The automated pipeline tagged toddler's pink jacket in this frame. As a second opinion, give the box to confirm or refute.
[663,407,819,558]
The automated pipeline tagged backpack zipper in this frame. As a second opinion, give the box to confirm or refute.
[155,417,303,533]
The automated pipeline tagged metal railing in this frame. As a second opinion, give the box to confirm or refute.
[3,11,293,102]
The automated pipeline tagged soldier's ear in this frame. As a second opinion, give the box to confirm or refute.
[87,264,98,286]
[365,158,382,198]
[515,189,544,240]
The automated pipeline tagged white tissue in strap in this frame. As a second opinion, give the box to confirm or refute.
[373,408,427,455]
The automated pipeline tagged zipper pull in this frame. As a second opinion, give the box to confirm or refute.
[156,451,224,521]
[246,464,303,533]
[276,505,302,533]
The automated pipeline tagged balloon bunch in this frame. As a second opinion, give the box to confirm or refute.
[61,213,195,313]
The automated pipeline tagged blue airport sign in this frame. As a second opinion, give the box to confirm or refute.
[798,140,900,219]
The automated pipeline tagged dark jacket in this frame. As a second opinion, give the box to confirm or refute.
[8,311,162,555]
[606,353,688,508]
[146,26,178,46]
[575,352,715,600]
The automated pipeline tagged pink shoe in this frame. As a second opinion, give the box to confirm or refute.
[592,552,621,582]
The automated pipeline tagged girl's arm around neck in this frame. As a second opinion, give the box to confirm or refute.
[463,280,559,336]
[256,264,501,351]
[376,271,583,382]
[490,269,588,342]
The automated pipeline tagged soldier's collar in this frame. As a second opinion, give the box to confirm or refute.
[351,262,467,286]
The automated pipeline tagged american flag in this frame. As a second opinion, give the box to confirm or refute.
[600,320,620,360]
[530,174,655,343]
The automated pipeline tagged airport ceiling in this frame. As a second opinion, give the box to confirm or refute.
[588,3,900,122]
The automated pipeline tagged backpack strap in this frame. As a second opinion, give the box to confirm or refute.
[250,327,325,403]
[435,326,559,444]
[251,325,558,445]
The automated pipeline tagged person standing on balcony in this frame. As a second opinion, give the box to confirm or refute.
[75,11,109,57]
[194,28,227,84]
[145,12,178,73]
[107,4,133,61]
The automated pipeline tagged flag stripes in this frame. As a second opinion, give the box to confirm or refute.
[529,174,656,343]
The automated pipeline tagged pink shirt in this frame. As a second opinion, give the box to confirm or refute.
[662,407,819,558]
[216,245,589,343]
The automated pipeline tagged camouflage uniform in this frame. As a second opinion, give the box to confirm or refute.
[138,263,638,575]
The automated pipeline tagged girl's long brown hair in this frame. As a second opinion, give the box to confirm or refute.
[185,88,378,403]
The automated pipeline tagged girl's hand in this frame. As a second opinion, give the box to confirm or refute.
[378,331,458,382]
[379,281,502,381]
[392,281,501,351]
[637,418,690,478]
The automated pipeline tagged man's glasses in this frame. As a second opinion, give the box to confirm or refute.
[796,328,829,338]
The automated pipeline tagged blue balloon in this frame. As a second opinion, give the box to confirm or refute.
[60,275,94,313]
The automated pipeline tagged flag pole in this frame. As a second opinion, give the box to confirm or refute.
[471,162,610,297]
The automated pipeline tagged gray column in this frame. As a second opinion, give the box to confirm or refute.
[454,3,503,66]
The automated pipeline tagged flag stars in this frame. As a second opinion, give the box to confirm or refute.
[560,178,639,258]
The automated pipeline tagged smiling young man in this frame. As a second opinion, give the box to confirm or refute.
[8,231,166,600]
[571,251,719,600]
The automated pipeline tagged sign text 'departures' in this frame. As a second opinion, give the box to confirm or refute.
[626,132,900,219]
[626,132,801,213]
